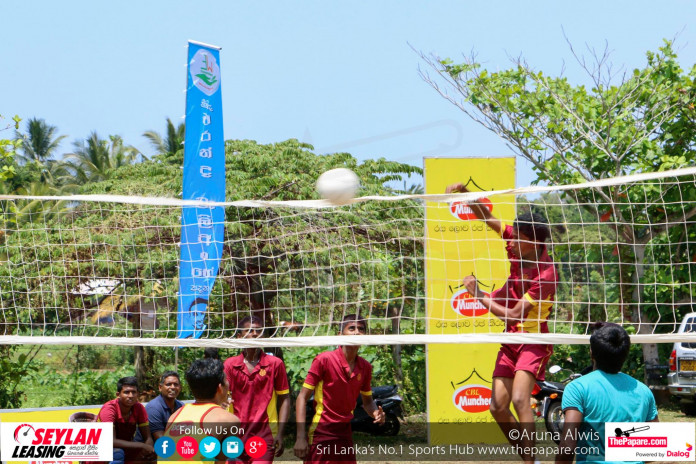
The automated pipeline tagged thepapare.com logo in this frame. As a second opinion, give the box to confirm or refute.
[0,423,112,461]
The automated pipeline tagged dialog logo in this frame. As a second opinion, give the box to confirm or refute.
[190,49,220,96]
[605,422,694,461]
[1,422,112,461]
[453,384,492,413]
[451,289,489,317]
[450,198,492,221]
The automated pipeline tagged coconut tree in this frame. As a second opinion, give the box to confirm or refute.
[17,118,66,164]
[63,132,145,184]
[142,118,185,156]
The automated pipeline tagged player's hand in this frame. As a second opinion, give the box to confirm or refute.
[445,183,469,194]
[373,405,386,425]
[294,437,309,460]
[138,444,156,461]
[274,435,285,457]
[463,275,480,297]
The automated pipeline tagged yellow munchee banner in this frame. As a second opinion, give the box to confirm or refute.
[424,157,515,444]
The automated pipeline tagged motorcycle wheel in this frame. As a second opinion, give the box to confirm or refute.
[545,400,564,443]
[376,413,400,436]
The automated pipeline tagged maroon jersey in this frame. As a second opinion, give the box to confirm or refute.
[303,348,372,443]
[224,351,290,441]
[97,398,148,442]
[491,224,558,333]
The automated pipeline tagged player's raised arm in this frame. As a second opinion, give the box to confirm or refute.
[445,182,502,235]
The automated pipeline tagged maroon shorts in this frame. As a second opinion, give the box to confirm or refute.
[492,343,553,380]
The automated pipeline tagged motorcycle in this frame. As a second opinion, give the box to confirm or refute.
[531,365,583,442]
[307,384,404,436]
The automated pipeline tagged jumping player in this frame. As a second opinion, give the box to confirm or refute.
[446,182,557,464]
[224,316,291,462]
[293,314,385,464]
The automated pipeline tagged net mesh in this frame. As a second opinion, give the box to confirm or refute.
[1,167,696,347]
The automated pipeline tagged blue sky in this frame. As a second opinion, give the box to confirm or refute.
[2,1,695,188]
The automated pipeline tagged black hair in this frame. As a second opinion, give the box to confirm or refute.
[340,313,367,333]
[238,315,263,329]
[590,322,630,374]
[203,347,220,360]
[117,376,139,393]
[513,212,551,243]
[160,371,180,385]
[185,358,226,400]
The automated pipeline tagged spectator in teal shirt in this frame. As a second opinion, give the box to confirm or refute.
[556,323,658,464]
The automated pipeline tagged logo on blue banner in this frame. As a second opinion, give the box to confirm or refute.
[178,42,225,339]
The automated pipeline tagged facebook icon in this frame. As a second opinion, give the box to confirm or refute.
[155,437,176,458]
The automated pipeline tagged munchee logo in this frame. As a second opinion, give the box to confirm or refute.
[449,198,492,221]
[451,288,489,317]
[452,384,492,413]
[190,50,220,96]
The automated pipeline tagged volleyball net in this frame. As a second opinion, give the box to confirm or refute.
[1,167,695,347]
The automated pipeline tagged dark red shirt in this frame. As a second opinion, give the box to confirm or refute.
[97,398,148,442]
[224,352,290,439]
[303,348,372,442]
[491,225,558,333]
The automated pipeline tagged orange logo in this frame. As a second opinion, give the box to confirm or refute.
[259,369,266,377]
[357,373,362,381]
[452,384,492,413]
[450,289,489,317]
[449,198,492,221]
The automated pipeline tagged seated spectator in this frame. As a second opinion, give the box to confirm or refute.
[144,371,183,440]
[97,376,155,464]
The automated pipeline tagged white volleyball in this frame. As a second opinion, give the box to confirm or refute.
[316,168,360,205]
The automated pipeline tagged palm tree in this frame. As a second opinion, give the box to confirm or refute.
[17,118,67,163]
[142,118,185,156]
[63,132,145,184]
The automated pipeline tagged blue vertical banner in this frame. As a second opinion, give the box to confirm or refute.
[178,41,225,338]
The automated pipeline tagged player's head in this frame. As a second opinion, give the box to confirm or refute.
[116,376,139,407]
[185,358,228,402]
[238,315,264,339]
[340,314,367,335]
[203,347,219,359]
[117,376,139,393]
[512,212,551,259]
[159,371,181,400]
[513,212,551,243]
[590,322,630,374]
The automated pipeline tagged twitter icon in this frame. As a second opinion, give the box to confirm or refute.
[199,437,221,459]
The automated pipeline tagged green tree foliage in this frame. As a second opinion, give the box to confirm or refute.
[16,117,67,164]
[422,41,696,371]
[63,132,145,184]
[0,139,422,339]
[143,118,185,157]
[0,345,39,408]
[0,114,21,182]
